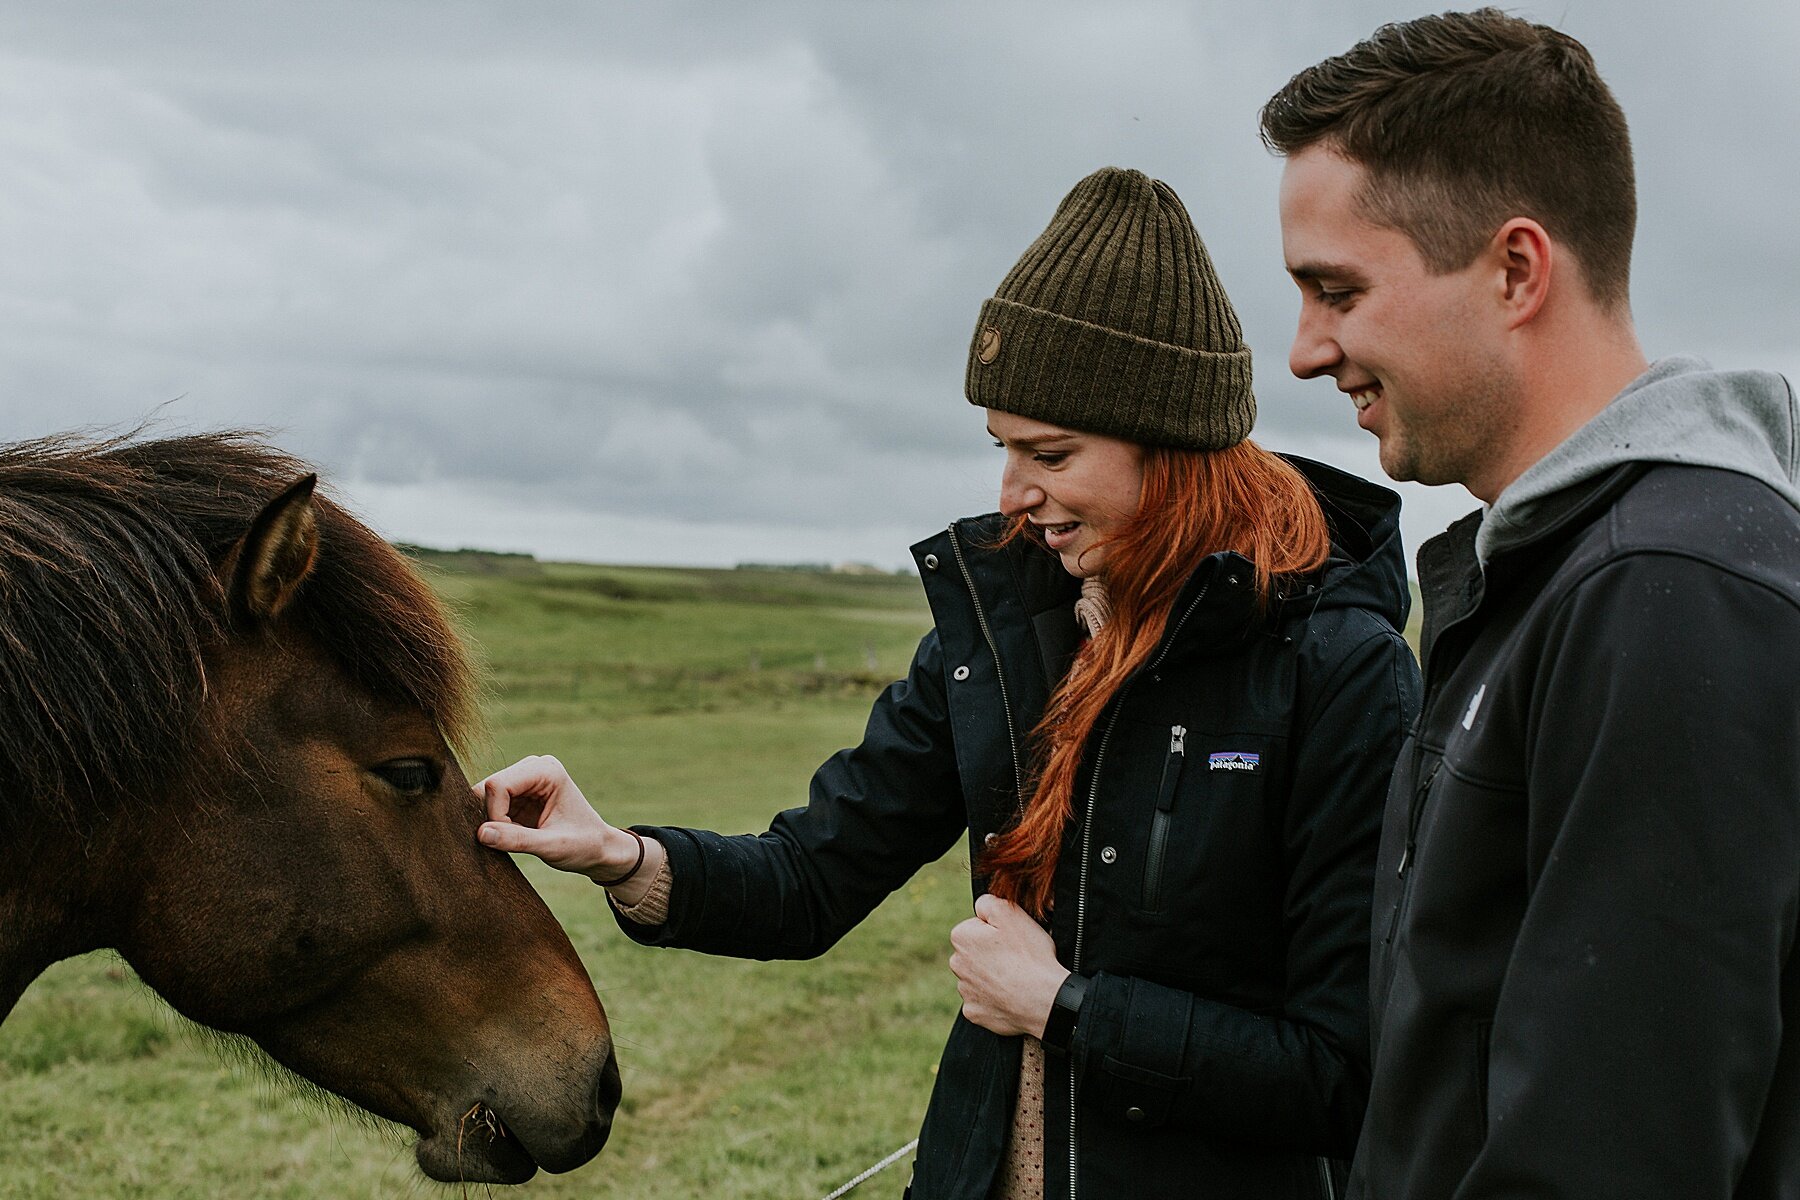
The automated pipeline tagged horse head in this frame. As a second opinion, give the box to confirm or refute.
[0,435,618,1184]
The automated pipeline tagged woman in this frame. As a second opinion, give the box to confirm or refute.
[477,167,1418,1199]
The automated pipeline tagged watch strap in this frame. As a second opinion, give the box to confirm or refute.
[1042,971,1089,1054]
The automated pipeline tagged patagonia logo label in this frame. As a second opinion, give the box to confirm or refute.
[1208,751,1261,773]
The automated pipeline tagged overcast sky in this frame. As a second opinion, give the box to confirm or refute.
[0,2,1793,571]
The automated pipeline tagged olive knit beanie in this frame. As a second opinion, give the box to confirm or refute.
[965,167,1255,449]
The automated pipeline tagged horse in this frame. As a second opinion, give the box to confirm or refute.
[0,431,619,1185]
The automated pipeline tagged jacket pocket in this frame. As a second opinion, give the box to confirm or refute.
[1091,1055,1189,1130]
[1140,725,1186,912]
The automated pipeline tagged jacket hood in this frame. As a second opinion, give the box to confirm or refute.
[1477,356,1800,563]
[1284,455,1411,633]
[918,456,1410,657]
[1124,454,1410,645]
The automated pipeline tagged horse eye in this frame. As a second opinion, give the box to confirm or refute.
[373,759,440,796]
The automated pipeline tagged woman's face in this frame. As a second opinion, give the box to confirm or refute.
[987,409,1145,578]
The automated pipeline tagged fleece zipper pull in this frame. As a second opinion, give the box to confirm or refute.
[1154,725,1187,812]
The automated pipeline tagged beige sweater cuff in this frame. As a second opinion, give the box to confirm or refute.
[608,851,674,925]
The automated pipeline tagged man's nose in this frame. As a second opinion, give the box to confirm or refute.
[1288,307,1342,380]
[998,461,1044,517]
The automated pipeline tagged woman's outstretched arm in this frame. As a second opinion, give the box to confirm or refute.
[478,630,969,961]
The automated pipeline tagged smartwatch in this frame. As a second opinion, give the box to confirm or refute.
[1041,971,1089,1054]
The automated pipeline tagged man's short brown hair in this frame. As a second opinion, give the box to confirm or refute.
[1261,8,1636,311]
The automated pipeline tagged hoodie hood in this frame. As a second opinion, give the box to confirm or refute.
[1283,455,1411,632]
[1478,356,1800,563]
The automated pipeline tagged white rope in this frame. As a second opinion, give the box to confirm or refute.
[817,1137,919,1200]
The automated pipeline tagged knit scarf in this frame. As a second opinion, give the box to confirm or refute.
[1073,576,1111,638]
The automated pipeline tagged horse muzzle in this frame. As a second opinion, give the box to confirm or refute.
[413,1043,622,1184]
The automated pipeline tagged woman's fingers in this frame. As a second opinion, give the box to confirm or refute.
[478,819,548,854]
[950,916,1006,1032]
[974,893,1054,955]
[472,754,632,879]
[478,814,608,876]
[474,754,591,827]
[951,898,1065,1038]
[476,754,571,804]
[972,892,1011,924]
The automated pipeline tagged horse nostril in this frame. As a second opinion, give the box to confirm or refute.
[571,1052,621,1160]
[596,1049,623,1118]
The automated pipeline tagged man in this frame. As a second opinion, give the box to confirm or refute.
[1263,9,1800,1198]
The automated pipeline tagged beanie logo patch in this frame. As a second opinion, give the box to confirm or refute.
[977,326,1002,365]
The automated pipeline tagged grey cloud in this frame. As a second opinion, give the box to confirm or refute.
[0,2,1792,566]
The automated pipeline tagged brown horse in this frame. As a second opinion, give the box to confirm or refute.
[0,432,619,1184]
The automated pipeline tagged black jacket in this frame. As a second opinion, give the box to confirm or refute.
[622,459,1418,1199]
[1351,464,1800,1199]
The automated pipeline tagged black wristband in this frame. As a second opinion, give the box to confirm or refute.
[1041,971,1089,1054]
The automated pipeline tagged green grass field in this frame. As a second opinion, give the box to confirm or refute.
[0,554,961,1200]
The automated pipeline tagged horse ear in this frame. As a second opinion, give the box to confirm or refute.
[224,474,320,624]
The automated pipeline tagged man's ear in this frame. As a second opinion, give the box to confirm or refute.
[1496,216,1553,328]
[220,474,319,625]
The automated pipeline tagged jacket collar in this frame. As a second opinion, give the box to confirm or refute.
[919,516,1263,682]
[916,453,1411,678]
[931,515,1084,686]
[1414,463,1645,671]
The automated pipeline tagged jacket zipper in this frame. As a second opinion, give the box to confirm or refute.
[1316,1156,1338,1200]
[1068,579,1212,1200]
[1141,725,1186,911]
[945,524,1025,814]
[1384,757,1442,945]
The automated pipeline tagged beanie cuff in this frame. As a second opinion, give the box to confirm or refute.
[965,298,1254,450]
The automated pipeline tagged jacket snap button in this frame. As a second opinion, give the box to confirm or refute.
[1100,846,1117,864]
[1125,1106,1145,1122]
[924,553,939,570]
[953,665,970,681]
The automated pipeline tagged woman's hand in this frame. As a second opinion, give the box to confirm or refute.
[949,894,1069,1039]
[475,755,663,903]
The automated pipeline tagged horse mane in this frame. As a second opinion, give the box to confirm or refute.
[0,430,476,833]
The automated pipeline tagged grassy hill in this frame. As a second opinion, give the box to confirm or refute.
[0,556,957,1200]
[0,552,1425,1199]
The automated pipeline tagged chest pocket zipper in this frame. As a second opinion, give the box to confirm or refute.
[1141,725,1186,911]
[1384,757,1442,945]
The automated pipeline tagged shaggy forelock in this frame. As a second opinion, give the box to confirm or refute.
[0,430,477,834]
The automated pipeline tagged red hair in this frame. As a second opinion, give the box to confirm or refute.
[980,440,1331,918]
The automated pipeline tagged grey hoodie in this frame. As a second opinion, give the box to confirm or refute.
[1477,355,1800,564]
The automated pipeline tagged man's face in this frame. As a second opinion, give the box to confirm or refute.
[1278,145,1520,499]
